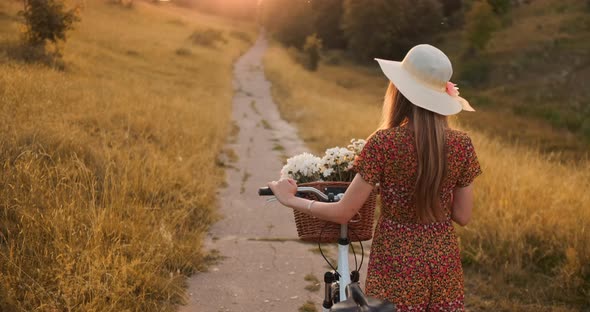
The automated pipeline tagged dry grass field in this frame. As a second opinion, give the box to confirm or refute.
[264,44,590,310]
[0,0,254,310]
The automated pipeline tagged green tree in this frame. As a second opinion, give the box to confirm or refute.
[341,0,443,61]
[311,0,346,50]
[464,0,499,53]
[439,0,463,17]
[487,0,511,14]
[260,0,346,49]
[20,0,79,49]
[260,0,314,48]
[303,33,322,71]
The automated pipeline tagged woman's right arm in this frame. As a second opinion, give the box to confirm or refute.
[452,134,481,226]
[451,184,474,226]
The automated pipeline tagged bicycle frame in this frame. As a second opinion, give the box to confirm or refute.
[259,186,355,307]
[330,224,352,310]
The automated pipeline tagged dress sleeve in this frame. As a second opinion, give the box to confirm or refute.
[456,136,482,187]
[352,130,385,186]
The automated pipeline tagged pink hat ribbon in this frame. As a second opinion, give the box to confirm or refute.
[446,82,460,97]
[446,81,475,112]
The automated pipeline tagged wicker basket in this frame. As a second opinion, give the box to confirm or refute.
[294,181,377,243]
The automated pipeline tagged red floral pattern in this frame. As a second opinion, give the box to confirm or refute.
[353,126,482,311]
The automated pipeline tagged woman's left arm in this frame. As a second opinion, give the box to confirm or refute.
[268,174,374,224]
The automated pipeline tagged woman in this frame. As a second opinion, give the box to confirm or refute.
[268,44,482,311]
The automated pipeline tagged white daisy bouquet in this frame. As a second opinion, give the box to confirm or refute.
[279,152,322,183]
[280,138,366,183]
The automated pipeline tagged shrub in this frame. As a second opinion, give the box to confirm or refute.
[167,18,186,26]
[175,47,192,56]
[323,50,344,65]
[581,118,590,143]
[458,58,492,87]
[303,33,322,71]
[19,0,79,50]
[189,28,227,47]
[230,30,252,43]
[2,40,65,69]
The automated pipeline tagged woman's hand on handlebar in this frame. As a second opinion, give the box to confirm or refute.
[267,178,298,207]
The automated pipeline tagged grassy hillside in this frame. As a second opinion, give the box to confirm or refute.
[264,43,589,310]
[439,0,590,160]
[0,1,254,310]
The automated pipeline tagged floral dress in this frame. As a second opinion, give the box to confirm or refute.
[353,126,482,311]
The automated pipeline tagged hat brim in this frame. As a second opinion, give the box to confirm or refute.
[375,58,471,116]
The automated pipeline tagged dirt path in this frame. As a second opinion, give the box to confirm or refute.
[181,32,368,312]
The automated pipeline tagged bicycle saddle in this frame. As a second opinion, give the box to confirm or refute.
[330,283,396,312]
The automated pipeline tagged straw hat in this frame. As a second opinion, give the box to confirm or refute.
[375,44,475,116]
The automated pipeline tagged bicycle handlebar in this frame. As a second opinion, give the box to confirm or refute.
[258,187,274,196]
[258,186,342,202]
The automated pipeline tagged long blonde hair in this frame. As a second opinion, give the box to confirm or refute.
[376,83,448,223]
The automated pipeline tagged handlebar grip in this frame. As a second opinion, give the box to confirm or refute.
[258,187,274,196]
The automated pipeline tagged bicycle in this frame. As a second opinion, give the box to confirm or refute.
[259,185,396,312]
